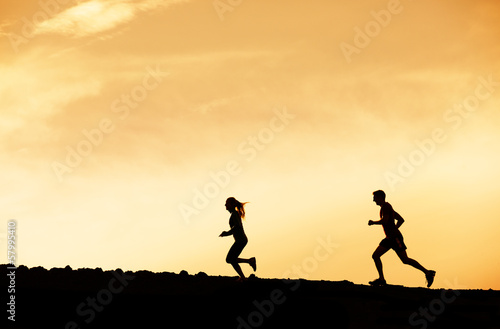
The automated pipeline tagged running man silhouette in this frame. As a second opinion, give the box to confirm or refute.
[368,190,435,287]
[219,197,256,281]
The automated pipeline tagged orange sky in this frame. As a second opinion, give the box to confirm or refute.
[1,0,499,290]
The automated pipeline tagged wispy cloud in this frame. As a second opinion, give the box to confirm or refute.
[33,0,189,38]
[0,54,102,143]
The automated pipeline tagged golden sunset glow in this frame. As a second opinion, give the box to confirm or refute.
[1,0,499,290]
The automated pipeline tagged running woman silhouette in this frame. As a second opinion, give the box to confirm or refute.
[219,197,256,281]
[368,190,436,287]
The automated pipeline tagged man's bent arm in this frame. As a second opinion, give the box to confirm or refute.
[395,211,405,229]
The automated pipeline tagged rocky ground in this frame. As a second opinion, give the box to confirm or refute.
[2,265,499,328]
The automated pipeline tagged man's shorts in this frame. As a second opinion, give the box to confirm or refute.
[380,233,407,252]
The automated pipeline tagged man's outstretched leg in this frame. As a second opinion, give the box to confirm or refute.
[370,245,389,286]
[396,250,436,287]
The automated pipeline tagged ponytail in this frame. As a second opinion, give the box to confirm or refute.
[226,197,248,219]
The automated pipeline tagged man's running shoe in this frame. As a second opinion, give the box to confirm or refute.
[250,257,257,272]
[369,278,387,286]
[426,270,436,288]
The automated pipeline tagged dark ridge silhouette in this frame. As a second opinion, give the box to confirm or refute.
[2,264,499,329]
